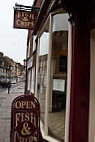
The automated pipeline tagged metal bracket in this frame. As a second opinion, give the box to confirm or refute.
[13,3,40,12]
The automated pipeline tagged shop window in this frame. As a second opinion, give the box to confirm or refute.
[36,11,70,142]
[37,32,49,125]
[59,55,67,72]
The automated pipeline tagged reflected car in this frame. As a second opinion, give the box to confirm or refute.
[0,78,11,88]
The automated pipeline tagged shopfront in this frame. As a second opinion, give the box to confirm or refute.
[25,0,95,141]
[14,0,95,141]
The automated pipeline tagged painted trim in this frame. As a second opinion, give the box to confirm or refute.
[35,37,40,98]
[40,121,60,142]
[65,21,72,142]
[44,14,53,135]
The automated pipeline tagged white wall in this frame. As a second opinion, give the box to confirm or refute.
[89,29,95,142]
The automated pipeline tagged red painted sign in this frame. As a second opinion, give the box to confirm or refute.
[10,95,40,142]
[14,10,36,29]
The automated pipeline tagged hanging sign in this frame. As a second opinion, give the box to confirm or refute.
[10,95,40,142]
[14,10,35,29]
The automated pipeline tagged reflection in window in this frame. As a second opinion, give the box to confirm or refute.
[37,32,49,126]
[59,55,67,72]
[48,20,68,141]
[36,12,69,142]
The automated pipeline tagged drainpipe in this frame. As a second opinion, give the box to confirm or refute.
[24,31,29,94]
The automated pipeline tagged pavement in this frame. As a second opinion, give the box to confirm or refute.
[0,81,25,142]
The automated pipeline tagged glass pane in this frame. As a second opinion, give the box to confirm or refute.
[37,22,49,127]
[48,12,68,142]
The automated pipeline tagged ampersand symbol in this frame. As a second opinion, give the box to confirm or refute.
[21,122,31,136]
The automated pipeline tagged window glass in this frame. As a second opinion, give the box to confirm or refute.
[27,41,30,58]
[31,67,35,94]
[37,24,49,126]
[37,12,68,141]
[28,70,31,91]
[48,13,68,141]
[33,36,37,52]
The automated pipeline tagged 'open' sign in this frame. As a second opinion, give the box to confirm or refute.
[10,95,40,142]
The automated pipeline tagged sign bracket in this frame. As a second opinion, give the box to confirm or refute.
[13,3,40,12]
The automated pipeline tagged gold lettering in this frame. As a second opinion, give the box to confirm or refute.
[29,13,32,19]
[14,131,19,141]
[30,21,34,27]
[19,136,24,142]
[15,101,36,109]
[31,101,35,108]
[25,113,30,121]
[16,20,21,26]
[34,115,36,126]
[22,101,26,108]
[21,113,24,122]
[29,13,34,20]
[15,101,21,109]
[16,20,34,28]
[28,136,33,141]
[31,113,34,123]
[17,12,20,18]
[20,21,24,26]
[26,101,29,108]
[23,15,28,22]
[22,12,24,18]
[34,136,37,141]
[21,122,31,136]
[14,131,35,142]
[15,113,20,127]
[32,14,34,20]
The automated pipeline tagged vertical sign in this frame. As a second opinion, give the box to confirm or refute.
[10,95,40,142]
[14,10,36,29]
